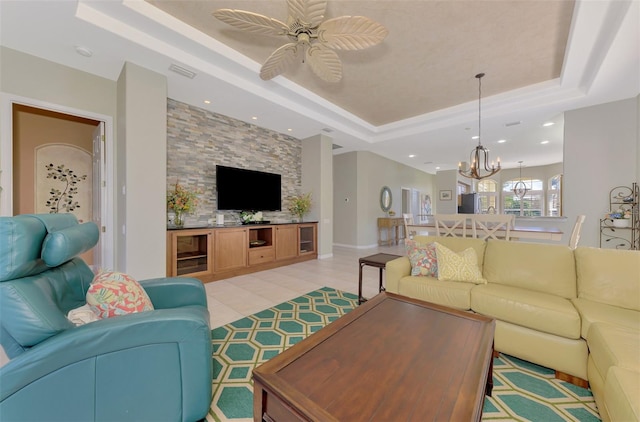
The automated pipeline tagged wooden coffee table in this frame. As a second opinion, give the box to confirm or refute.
[253,292,495,422]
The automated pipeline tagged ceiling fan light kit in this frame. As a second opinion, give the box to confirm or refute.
[459,72,501,180]
[213,0,388,82]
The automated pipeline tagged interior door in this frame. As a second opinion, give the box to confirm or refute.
[92,122,105,270]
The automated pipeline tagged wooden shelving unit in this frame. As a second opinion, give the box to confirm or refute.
[167,222,318,282]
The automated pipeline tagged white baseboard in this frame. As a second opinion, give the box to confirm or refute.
[333,243,380,249]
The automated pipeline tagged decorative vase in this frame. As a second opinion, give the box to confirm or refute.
[174,211,184,228]
[612,219,630,228]
[298,214,304,223]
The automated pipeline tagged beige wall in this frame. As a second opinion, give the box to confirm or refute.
[0,47,116,118]
[302,134,333,257]
[564,97,639,248]
[334,150,435,248]
[116,62,167,278]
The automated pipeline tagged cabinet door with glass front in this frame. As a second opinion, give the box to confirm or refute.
[167,229,213,278]
[298,224,316,256]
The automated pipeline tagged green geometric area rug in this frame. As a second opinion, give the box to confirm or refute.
[206,287,600,422]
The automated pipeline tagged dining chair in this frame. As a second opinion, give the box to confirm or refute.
[471,214,515,240]
[569,215,586,249]
[403,213,415,240]
[434,214,468,237]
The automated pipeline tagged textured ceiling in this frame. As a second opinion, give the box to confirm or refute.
[1,0,636,173]
[148,0,574,126]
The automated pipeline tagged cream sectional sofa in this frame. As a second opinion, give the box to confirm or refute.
[386,236,639,422]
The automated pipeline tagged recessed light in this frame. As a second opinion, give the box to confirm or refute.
[540,140,550,144]
[287,128,293,132]
[435,166,441,170]
[204,100,211,104]
[251,116,258,120]
[497,139,507,143]
[471,135,479,140]
[409,154,416,158]
[543,122,555,127]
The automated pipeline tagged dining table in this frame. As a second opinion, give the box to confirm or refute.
[405,223,564,241]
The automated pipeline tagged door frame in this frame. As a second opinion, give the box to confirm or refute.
[0,92,115,270]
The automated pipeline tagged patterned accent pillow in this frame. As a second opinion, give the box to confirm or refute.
[406,240,438,277]
[434,242,486,284]
[86,271,154,319]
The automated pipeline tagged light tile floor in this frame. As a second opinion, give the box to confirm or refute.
[204,243,406,328]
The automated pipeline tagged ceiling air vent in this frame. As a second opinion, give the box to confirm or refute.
[505,121,521,127]
[169,64,196,79]
[322,128,334,133]
[332,144,343,150]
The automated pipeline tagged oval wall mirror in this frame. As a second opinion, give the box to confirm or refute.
[380,186,392,213]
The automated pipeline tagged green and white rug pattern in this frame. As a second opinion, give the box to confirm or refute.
[207,287,600,422]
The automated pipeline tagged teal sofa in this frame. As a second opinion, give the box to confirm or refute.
[0,214,212,421]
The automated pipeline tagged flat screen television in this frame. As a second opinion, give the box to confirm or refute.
[216,165,281,211]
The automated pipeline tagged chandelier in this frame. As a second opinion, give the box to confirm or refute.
[513,161,529,198]
[458,73,501,180]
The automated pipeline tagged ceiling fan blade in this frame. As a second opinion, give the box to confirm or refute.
[306,45,342,83]
[286,0,326,27]
[260,43,301,80]
[213,9,289,36]
[318,16,388,50]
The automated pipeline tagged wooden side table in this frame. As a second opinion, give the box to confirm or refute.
[358,253,402,304]
[377,217,405,246]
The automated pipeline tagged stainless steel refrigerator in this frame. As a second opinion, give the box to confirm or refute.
[459,193,479,214]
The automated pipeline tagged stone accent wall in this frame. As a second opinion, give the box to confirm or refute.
[166,98,301,225]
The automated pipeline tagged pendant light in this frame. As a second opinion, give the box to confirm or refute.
[458,73,501,180]
[513,161,528,198]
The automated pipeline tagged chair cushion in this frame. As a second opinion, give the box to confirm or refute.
[587,322,640,377]
[483,240,577,299]
[572,298,640,339]
[605,366,640,422]
[87,272,154,319]
[471,283,581,339]
[0,216,49,282]
[0,274,75,347]
[434,242,485,284]
[41,222,100,267]
[397,276,474,310]
[575,247,640,312]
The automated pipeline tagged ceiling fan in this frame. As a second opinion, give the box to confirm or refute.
[212,0,388,83]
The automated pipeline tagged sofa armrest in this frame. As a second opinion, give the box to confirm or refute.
[386,257,411,293]
[138,277,208,309]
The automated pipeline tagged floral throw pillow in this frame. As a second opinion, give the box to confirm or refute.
[434,242,486,284]
[86,271,154,319]
[406,240,438,277]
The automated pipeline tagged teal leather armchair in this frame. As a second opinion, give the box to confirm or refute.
[0,214,212,421]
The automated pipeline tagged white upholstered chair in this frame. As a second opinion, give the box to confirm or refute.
[569,215,586,249]
[434,214,468,237]
[471,214,515,241]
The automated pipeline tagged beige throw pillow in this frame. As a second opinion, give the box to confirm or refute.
[434,242,486,284]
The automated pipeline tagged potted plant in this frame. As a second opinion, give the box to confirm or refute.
[288,192,312,222]
[167,181,201,227]
[606,209,631,228]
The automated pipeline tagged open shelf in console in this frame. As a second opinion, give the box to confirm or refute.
[249,226,273,248]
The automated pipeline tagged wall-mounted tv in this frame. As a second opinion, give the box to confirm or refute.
[216,165,281,211]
